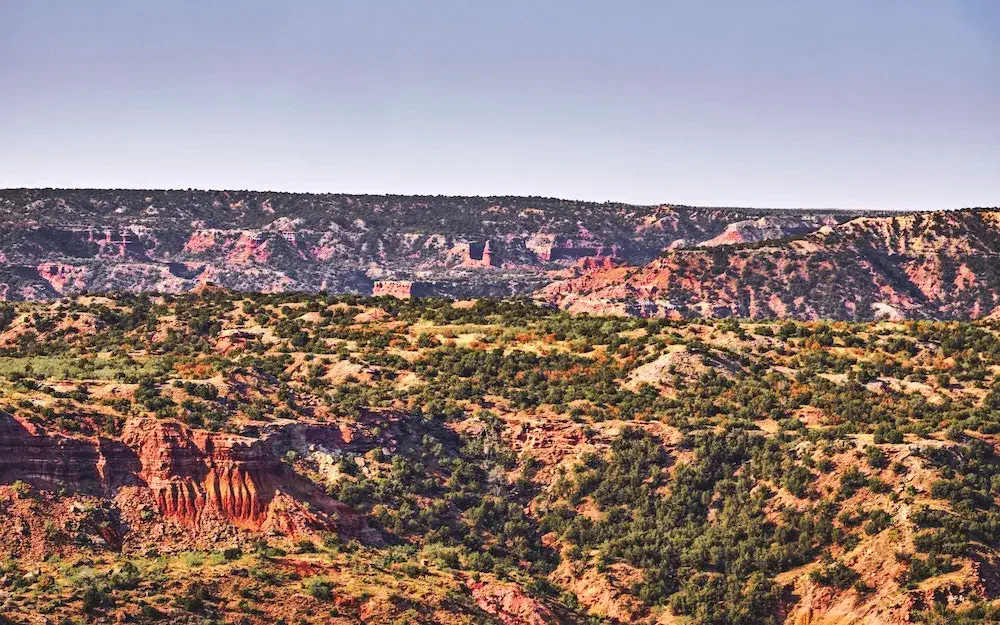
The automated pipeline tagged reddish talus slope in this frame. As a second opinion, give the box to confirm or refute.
[538,209,1000,320]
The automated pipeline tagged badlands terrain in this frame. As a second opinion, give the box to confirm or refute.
[1,292,1000,623]
[0,188,852,305]
[6,188,1000,321]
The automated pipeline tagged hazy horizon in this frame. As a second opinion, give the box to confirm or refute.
[2,1,998,211]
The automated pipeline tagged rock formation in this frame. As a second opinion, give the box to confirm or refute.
[0,410,370,539]
[460,240,496,268]
[0,411,136,493]
[0,188,866,303]
[372,280,434,299]
[538,208,1000,320]
[3,189,999,320]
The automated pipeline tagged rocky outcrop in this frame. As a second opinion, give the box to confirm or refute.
[0,411,370,539]
[538,209,1000,320]
[0,412,139,493]
[453,240,497,267]
[468,580,571,625]
[372,280,435,299]
[37,262,89,294]
[697,214,842,247]
[120,418,279,527]
[525,233,612,262]
[0,188,867,301]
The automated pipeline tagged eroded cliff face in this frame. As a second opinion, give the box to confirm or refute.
[0,411,370,541]
[0,412,134,492]
[4,189,998,320]
[121,418,283,528]
[0,188,861,302]
[538,209,1000,320]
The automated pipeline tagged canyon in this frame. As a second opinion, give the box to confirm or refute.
[0,188,867,310]
[0,293,999,624]
[540,209,1000,320]
[2,189,997,320]
[3,191,1000,624]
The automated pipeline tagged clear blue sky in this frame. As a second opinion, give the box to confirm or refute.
[1,1,997,210]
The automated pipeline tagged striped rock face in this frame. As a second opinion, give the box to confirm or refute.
[0,411,372,539]
[0,188,862,304]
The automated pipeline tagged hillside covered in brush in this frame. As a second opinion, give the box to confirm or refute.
[3,292,1000,623]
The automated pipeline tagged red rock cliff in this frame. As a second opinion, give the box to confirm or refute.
[0,411,370,539]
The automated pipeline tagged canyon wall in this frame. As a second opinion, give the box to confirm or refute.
[538,209,1000,320]
[0,188,860,303]
[0,410,370,539]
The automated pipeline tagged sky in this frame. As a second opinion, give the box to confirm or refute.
[0,1,998,210]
